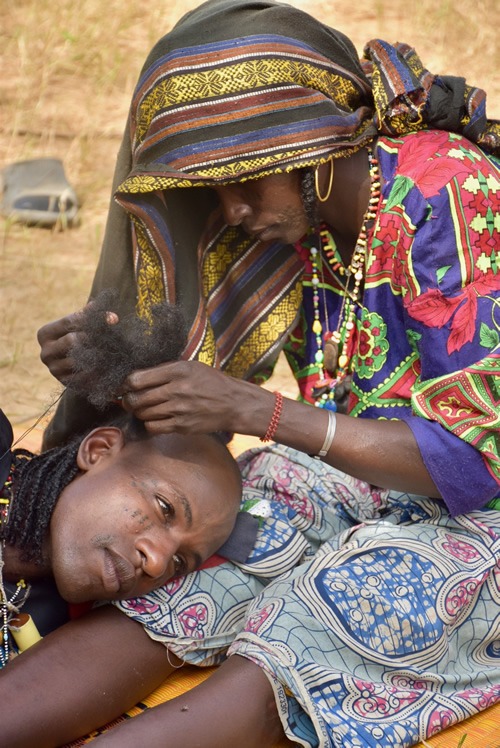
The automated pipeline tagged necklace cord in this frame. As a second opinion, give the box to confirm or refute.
[0,390,65,465]
[0,473,32,665]
[309,145,380,409]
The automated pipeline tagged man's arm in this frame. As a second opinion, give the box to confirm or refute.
[0,605,175,748]
[91,654,287,748]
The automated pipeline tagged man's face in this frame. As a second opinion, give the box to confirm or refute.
[48,431,240,603]
[213,171,310,245]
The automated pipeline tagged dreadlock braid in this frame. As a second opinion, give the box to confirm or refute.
[300,168,320,228]
[5,440,80,564]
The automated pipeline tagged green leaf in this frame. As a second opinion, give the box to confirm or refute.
[436,265,451,284]
[456,734,467,748]
[479,322,500,349]
[382,175,414,212]
[406,328,422,353]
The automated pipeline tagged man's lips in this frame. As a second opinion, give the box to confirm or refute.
[103,548,137,596]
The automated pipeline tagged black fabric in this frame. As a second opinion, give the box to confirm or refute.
[5,577,70,637]
[216,511,259,563]
[428,75,467,132]
[0,409,13,488]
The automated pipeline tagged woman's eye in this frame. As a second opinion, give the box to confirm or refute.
[156,495,174,521]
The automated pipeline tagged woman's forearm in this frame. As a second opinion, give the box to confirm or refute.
[274,396,440,497]
[123,361,440,497]
[92,655,286,748]
[224,380,440,497]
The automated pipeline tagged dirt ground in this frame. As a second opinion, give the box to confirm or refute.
[1,0,498,453]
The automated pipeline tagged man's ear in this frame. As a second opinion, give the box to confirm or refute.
[76,427,125,471]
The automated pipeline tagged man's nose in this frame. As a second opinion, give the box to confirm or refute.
[217,188,252,226]
[135,535,177,581]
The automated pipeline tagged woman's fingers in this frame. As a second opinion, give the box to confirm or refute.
[122,361,238,434]
[37,304,119,384]
[38,314,84,382]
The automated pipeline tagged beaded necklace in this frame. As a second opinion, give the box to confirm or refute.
[310,147,380,409]
[0,468,31,666]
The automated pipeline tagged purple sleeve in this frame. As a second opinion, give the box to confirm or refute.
[405,415,499,516]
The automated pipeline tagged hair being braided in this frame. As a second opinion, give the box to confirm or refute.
[4,292,186,565]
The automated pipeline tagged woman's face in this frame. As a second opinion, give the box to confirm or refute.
[213,172,310,245]
[48,430,240,603]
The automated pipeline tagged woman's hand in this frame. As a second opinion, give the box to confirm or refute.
[122,360,440,497]
[121,360,276,437]
[37,305,118,384]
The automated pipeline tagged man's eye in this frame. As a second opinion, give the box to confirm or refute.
[172,553,187,576]
[156,495,174,521]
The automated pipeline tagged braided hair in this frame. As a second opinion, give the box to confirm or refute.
[300,168,320,228]
[6,441,80,563]
[3,292,186,565]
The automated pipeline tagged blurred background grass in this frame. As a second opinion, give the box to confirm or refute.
[1,0,499,443]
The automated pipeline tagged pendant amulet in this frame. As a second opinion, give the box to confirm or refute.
[324,339,338,373]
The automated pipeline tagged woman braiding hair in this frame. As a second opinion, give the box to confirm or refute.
[41,0,499,451]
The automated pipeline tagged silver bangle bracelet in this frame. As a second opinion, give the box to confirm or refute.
[316,411,337,458]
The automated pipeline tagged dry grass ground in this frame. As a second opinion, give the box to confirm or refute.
[1,0,499,451]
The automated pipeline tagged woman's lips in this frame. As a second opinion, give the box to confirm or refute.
[244,224,277,241]
[102,549,136,596]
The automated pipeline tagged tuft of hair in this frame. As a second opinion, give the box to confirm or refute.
[67,290,187,409]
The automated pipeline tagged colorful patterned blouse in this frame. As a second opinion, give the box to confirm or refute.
[287,131,500,516]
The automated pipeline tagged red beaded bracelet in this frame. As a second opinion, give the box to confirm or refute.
[260,392,283,442]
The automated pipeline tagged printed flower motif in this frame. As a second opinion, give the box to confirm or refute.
[350,679,420,718]
[354,310,390,378]
[283,490,314,518]
[442,534,481,563]
[385,131,469,208]
[165,577,185,596]
[387,673,431,691]
[368,214,400,277]
[272,460,309,490]
[459,686,500,710]
[266,460,314,518]
[424,707,457,736]
[444,576,485,617]
[244,604,273,634]
[178,603,209,638]
[123,597,160,615]
[406,275,499,354]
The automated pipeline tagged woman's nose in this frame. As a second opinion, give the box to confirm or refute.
[135,536,176,581]
[216,188,252,226]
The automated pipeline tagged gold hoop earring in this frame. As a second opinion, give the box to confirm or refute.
[314,156,334,203]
